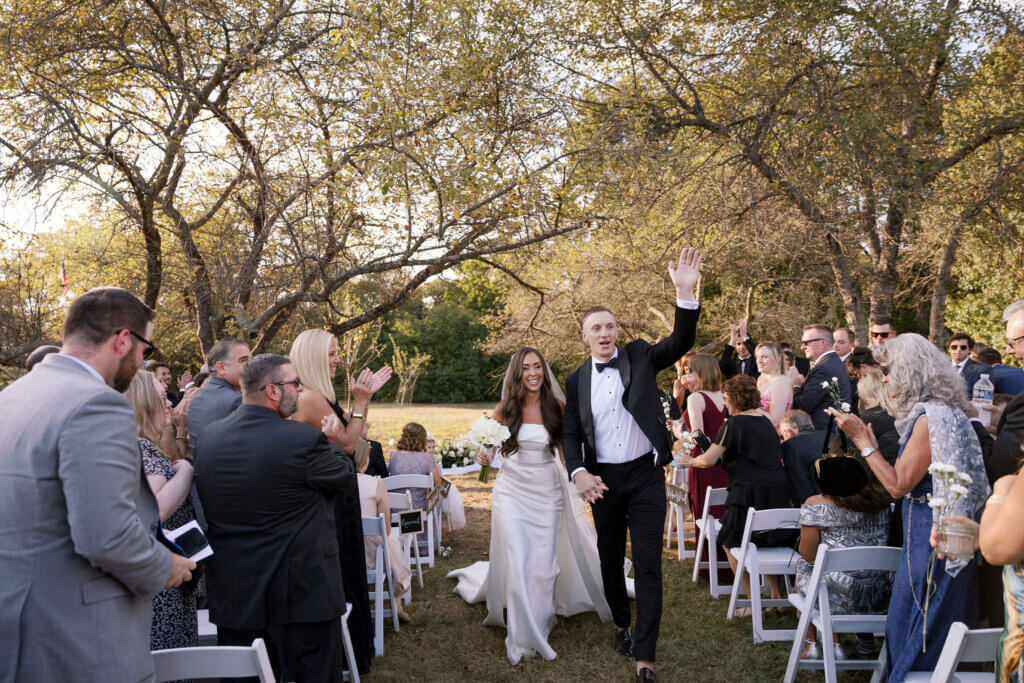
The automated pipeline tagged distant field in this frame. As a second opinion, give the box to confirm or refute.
[364,402,494,452]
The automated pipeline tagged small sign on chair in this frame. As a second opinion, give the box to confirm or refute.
[665,483,688,506]
[398,510,424,536]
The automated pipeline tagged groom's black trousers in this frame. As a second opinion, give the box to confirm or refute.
[592,454,666,662]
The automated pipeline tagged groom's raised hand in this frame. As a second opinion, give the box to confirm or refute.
[573,470,609,504]
[669,247,702,302]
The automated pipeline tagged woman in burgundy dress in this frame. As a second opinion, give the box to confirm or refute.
[675,353,730,579]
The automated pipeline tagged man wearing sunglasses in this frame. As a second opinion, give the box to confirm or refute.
[0,287,195,682]
[868,315,896,347]
[195,354,352,682]
[947,332,992,400]
[787,324,852,430]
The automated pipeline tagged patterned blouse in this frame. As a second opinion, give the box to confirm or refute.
[796,503,893,615]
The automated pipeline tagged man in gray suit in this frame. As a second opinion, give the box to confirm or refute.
[0,287,196,682]
[186,338,251,458]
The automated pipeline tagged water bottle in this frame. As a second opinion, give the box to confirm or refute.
[972,374,994,427]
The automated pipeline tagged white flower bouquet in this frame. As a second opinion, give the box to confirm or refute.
[462,415,511,482]
[435,441,476,469]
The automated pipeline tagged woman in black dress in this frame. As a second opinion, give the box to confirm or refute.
[674,374,794,610]
[290,328,392,675]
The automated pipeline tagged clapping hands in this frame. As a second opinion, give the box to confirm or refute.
[350,367,393,402]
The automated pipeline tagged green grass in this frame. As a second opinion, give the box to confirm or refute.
[365,402,493,452]
[366,471,877,682]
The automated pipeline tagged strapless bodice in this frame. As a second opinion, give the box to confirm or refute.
[508,423,553,465]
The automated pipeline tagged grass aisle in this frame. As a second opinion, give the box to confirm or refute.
[368,472,820,682]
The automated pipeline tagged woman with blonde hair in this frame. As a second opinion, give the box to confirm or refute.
[856,368,900,465]
[125,370,197,651]
[754,342,792,428]
[289,328,392,675]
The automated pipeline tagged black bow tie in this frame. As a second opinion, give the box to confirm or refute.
[595,357,619,373]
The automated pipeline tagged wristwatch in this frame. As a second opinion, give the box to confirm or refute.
[860,446,876,459]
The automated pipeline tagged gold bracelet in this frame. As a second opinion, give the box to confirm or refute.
[987,494,1006,507]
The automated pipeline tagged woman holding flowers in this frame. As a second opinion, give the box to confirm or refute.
[828,333,989,680]
[448,348,610,665]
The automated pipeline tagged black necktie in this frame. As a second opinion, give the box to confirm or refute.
[595,357,619,373]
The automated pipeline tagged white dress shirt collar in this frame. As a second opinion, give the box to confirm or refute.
[591,348,619,366]
[61,354,107,385]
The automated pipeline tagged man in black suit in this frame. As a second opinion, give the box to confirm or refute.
[562,248,702,683]
[187,339,251,458]
[788,325,852,430]
[719,319,759,379]
[779,410,827,505]
[195,354,352,682]
[985,302,1024,480]
[948,333,993,400]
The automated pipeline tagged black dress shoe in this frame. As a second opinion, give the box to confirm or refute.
[636,667,658,682]
[614,628,634,657]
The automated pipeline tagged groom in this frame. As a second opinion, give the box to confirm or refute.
[562,248,702,683]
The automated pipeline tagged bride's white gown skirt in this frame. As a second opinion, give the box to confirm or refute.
[447,424,611,664]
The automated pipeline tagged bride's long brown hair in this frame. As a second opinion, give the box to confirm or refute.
[500,347,563,457]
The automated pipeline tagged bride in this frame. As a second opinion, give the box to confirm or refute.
[447,348,611,664]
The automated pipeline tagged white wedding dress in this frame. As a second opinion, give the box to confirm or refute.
[447,423,611,664]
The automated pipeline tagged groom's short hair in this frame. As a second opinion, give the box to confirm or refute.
[581,305,613,325]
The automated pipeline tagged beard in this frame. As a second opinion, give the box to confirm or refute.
[113,351,140,393]
[279,391,299,418]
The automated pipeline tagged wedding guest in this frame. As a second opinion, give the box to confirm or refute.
[856,369,900,465]
[389,422,445,514]
[833,328,856,362]
[0,287,193,681]
[194,354,351,682]
[828,333,990,680]
[976,346,1024,396]
[719,319,758,379]
[426,432,437,455]
[987,301,1024,480]
[675,374,793,611]
[779,410,827,505]
[187,338,251,458]
[192,370,209,389]
[948,333,992,399]
[868,315,896,347]
[796,455,892,661]
[846,347,878,379]
[126,370,198,651]
[289,328,390,675]
[24,344,59,372]
[672,353,727,579]
[754,342,792,428]
[151,362,180,406]
[789,325,851,430]
[780,341,811,375]
[672,351,696,409]
[356,443,412,623]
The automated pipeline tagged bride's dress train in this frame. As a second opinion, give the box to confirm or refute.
[447,424,611,664]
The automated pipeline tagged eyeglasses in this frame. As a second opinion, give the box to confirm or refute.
[1007,334,1024,349]
[799,338,828,347]
[124,329,158,359]
[948,344,968,351]
[870,331,892,339]
[260,378,301,391]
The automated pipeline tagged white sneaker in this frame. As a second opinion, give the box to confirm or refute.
[802,640,821,660]
[833,642,847,660]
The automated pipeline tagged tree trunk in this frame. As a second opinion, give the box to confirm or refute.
[929,222,964,343]
[821,227,866,340]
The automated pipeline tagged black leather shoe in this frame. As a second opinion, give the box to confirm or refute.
[614,628,634,657]
[636,667,658,682]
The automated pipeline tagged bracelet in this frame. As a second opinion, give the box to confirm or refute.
[175,435,187,441]
[987,494,1006,507]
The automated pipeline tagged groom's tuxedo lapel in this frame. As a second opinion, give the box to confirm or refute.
[614,348,630,395]
[578,357,595,449]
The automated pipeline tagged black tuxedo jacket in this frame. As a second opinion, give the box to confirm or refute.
[563,305,699,474]
[720,338,759,379]
[194,404,352,630]
[781,430,827,505]
[792,351,852,431]
[985,392,1024,481]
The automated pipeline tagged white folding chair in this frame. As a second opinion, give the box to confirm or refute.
[196,608,217,644]
[727,507,801,643]
[690,486,731,597]
[388,490,423,594]
[665,478,696,561]
[783,545,899,683]
[903,621,1001,683]
[151,638,275,682]
[383,474,437,568]
[362,513,401,657]
[339,602,361,683]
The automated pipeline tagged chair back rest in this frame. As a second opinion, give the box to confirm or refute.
[152,639,275,682]
[817,545,901,574]
[362,513,387,539]
[930,621,1002,681]
[388,491,413,511]
[702,486,727,515]
[749,507,800,534]
[383,474,434,491]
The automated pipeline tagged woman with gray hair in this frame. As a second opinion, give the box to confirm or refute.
[828,333,990,679]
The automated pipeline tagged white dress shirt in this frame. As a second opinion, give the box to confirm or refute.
[953,358,968,374]
[571,298,698,480]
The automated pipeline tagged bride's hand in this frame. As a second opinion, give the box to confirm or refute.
[476,447,493,467]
